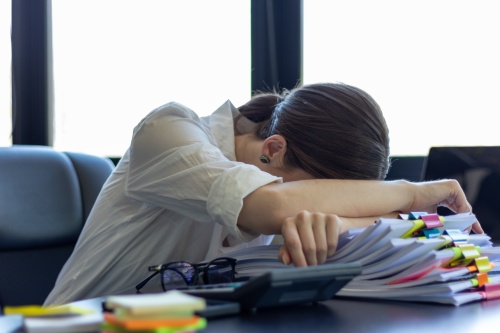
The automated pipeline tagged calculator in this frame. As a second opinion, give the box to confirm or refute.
[178,262,361,311]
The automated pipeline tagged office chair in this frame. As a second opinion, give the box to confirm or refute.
[0,145,115,307]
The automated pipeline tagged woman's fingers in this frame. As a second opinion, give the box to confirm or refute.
[278,244,292,265]
[281,211,341,267]
[312,214,328,264]
[471,220,484,234]
[281,215,308,267]
[325,214,341,258]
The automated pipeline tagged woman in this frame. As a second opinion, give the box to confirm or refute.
[44,82,482,306]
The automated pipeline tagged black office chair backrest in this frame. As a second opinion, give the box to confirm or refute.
[0,145,115,306]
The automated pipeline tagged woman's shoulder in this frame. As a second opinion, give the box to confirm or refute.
[131,102,203,138]
[145,101,200,121]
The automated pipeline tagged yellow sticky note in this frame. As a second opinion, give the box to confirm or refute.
[3,305,94,317]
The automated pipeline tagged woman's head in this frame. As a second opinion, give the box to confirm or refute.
[238,82,390,180]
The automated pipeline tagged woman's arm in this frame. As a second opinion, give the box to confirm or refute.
[238,178,472,235]
[238,178,480,266]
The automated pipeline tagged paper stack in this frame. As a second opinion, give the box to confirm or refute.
[221,212,500,306]
[102,290,207,333]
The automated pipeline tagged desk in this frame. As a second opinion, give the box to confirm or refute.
[2,297,500,333]
[204,297,500,333]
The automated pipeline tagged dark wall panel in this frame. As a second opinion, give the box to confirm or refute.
[11,0,52,145]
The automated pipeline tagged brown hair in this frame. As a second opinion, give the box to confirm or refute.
[238,82,390,180]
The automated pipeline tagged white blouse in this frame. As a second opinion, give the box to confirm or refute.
[44,100,281,306]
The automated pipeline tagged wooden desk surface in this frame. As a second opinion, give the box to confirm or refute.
[3,296,500,333]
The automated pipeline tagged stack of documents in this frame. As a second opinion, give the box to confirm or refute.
[102,290,207,332]
[222,212,500,306]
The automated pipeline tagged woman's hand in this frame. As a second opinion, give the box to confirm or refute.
[406,179,470,214]
[278,211,344,267]
[406,179,484,234]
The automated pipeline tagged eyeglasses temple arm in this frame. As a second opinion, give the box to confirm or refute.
[135,270,160,291]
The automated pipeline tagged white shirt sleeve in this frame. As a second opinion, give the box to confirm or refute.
[125,102,281,241]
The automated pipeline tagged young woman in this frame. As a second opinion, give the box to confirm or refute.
[44,82,482,306]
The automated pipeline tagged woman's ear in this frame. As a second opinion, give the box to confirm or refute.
[261,135,287,165]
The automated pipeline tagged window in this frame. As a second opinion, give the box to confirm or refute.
[52,0,251,156]
[0,0,11,146]
[304,1,500,156]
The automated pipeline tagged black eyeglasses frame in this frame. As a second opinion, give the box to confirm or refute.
[135,257,237,292]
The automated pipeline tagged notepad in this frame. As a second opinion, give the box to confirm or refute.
[23,313,103,333]
[105,290,206,316]
[103,312,203,330]
[5,303,103,333]
[103,290,207,332]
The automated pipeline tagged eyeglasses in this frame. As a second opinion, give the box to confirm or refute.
[135,257,237,292]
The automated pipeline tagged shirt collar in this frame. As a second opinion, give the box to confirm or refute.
[208,100,256,162]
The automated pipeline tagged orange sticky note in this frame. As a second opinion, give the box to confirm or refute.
[104,312,200,330]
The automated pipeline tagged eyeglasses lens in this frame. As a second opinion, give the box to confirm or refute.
[206,259,235,284]
[161,262,196,289]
